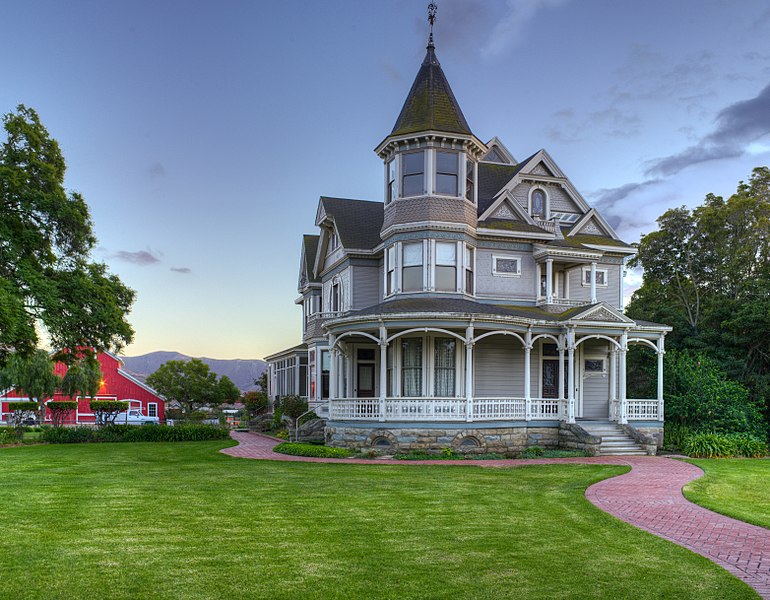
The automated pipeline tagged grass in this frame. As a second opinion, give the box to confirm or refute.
[0,443,758,600]
[685,458,770,529]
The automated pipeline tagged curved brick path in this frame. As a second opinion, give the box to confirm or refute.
[223,431,770,598]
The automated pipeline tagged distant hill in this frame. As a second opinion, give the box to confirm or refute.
[121,351,267,392]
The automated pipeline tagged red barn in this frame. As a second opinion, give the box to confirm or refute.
[1,352,165,425]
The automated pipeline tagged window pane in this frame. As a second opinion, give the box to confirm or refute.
[495,258,519,274]
[532,189,545,216]
[402,173,423,196]
[436,173,457,195]
[435,266,456,291]
[388,159,395,181]
[401,338,423,397]
[597,271,606,285]
[357,348,375,361]
[403,243,422,266]
[465,268,474,294]
[402,266,422,291]
[436,151,457,174]
[434,338,456,396]
[403,151,424,175]
[387,247,395,269]
[436,242,456,265]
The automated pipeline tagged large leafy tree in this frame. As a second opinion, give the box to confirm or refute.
[146,359,240,415]
[628,167,770,420]
[0,105,135,365]
[60,353,102,402]
[0,349,60,422]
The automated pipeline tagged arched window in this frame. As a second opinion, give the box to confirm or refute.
[531,188,546,219]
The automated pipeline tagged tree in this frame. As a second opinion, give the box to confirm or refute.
[48,401,77,427]
[242,391,268,417]
[0,105,135,365]
[5,401,38,441]
[90,400,128,427]
[146,359,240,415]
[60,353,102,403]
[0,350,60,422]
[254,371,268,393]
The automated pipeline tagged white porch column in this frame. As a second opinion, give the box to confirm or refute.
[619,332,628,425]
[609,348,618,422]
[379,324,388,422]
[567,329,575,423]
[465,324,474,422]
[546,259,553,304]
[524,328,532,421]
[328,336,337,401]
[590,261,597,304]
[657,334,665,421]
[558,336,565,421]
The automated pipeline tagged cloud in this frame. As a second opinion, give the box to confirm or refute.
[170,267,192,274]
[644,81,770,177]
[591,179,663,212]
[481,0,572,58]
[113,249,161,265]
[548,107,641,143]
[148,162,166,178]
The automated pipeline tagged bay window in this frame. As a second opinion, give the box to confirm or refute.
[435,151,459,196]
[465,246,474,294]
[465,158,475,202]
[402,151,425,197]
[387,158,396,204]
[435,242,457,292]
[386,246,396,295]
[402,242,423,292]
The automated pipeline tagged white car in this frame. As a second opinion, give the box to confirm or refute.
[114,409,160,426]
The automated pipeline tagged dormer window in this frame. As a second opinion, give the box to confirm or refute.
[402,151,425,197]
[328,229,339,252]
[531,188,547,219]
[435,151,459,196]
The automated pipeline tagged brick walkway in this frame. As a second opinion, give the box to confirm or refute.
[223,431,770,598]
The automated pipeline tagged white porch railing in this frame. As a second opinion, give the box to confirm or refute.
[626,399,659,420]
[329,397,563,422]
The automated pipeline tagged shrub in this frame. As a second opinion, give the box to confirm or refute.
[41,424,230,444]
[663,422,693,450]
[682,433,737,458]
[729,433,768,458]
[273,442,353,458]
[48,401,78,427]
[242,391,268,416]
[520,446,544,458]
[277,396,309,420]
[0,427,20,445]
[89,400,129,427]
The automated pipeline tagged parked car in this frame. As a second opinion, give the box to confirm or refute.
[114,409,160,426]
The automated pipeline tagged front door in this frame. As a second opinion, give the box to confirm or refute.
[356,364,375,398]
[542,360,559,398]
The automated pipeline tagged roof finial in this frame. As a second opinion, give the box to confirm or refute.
[427,2,438,49]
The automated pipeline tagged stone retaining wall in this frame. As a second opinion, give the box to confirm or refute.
[628,424,664,448]
[325,424,560,455]
[558,423,601,456]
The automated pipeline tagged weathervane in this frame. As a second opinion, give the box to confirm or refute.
[428,2,438,47]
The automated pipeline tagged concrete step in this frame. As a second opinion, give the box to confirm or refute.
[579,421,648,456]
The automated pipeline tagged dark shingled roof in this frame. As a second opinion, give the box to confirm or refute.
[548,234,634,251]
[302,235,320,282]
[478,220,550,234]
[320,197,383,250]
[390,46,472,137]
[476,151,537,216]
[348,297,592,322]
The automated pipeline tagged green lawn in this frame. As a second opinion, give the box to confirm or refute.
[0,443,757,600]
[685,458,770,529]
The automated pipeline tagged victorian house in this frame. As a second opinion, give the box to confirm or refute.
[265,22,669,456]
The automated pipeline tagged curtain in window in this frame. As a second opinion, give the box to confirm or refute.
[401,338,423,397]
[434,338,456,396]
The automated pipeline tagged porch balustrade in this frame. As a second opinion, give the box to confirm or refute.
[625,399,659,421]
[329,397,563,422]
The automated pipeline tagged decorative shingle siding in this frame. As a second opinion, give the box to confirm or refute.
[475,249,536,300]
[548,186,581,214]
[382,196,477,232]
[531,162,553,176]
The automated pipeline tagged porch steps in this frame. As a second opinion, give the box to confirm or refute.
[579,421,648,456]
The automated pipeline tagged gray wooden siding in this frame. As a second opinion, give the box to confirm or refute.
[567,264,622,309]
[352,265,380,309]
[581,339,610,418]
[474,336,525,397]
[475,250,537,300]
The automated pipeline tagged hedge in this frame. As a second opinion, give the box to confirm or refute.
[41,424,231,444]
[272,442,353,458]
[682,432,769,458]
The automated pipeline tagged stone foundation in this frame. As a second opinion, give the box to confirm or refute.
[558,423,601,456]
[325,423,560,456]
[627,423,664,448]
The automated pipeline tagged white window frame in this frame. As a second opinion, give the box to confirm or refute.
[329,277,343,312]
[401,242,424,292]
[385,158,397,204]
[401,150,426,198]
[148,402,158,418]
[464,244,475,295]
[583,356,607,378]
[581,267,609,287]
[328,228,339,253]
[492,255,522,277]
[385,246,396,296]
[433,241,458,293]
[434,150,460,198]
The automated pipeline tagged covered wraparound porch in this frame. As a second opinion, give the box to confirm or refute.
[322,302,668,426]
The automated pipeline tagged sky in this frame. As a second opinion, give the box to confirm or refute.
[3,0,770,360]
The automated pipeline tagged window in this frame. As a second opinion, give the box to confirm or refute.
[148,403,157,418]
[387,158,396,203]
[401,338,423,396]
[434,338,456,396]
[401,151,425,197]
[435,242,456,292]
[435,151,458,196]
[465,246,474,294]
[328,228,339,252]
[465,159,475,202]
[492,255,521,277]
[582,267,608,287]
[531,188,546,218]
[321,350,330,399]
[386,246,396,295]
[402,243,423,292]
[386,345,394,397]
[330,280,341,311]
[584,358,606,375]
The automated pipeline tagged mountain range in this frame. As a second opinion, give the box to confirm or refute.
[121,351,267,392]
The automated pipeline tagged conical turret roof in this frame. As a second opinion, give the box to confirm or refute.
[390,44,473,137]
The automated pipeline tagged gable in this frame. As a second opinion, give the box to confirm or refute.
[567,209,619,239]
[530,161,554,177]
[571,303,635,324]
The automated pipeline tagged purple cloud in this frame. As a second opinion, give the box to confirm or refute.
[113,249,161,265]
